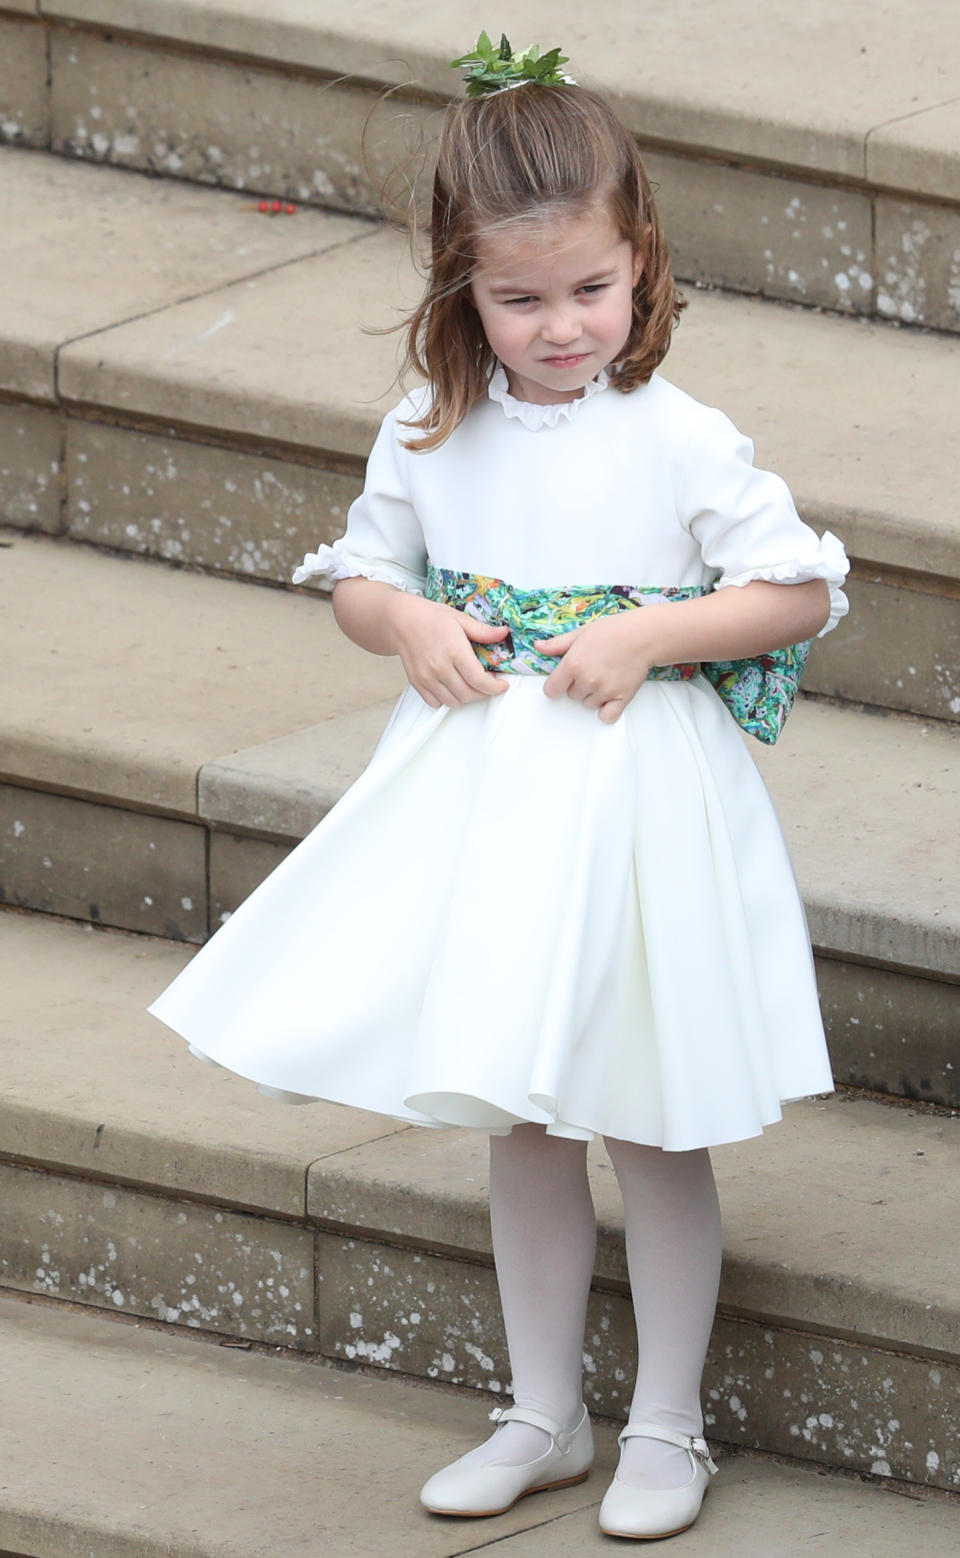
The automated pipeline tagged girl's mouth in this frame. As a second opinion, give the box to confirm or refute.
[542,353,589,369]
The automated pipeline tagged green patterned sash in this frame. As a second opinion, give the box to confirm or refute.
[425,565,810,744]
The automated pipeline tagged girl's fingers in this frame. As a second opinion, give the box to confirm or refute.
[542,659,577,699]
[533,629,579,657]
[415,684,442,708]
[460,616,512,643]
[547,672,632,721]
[429,662,505,707]
[453,650,508,697]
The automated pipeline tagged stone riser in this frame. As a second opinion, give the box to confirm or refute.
[1,781,955,1108]
[0,400,361,589]
[2,396,957,724]
[2,14,960,334]
[0,777,288,942]
[320,1232,960,1494]
[1,1156,956,1493]
[804,568,959,724]
[817,956,960,1109]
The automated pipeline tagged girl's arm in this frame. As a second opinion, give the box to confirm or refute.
[535,578,830,724]
[639,576,831,662]
[333,576,509,708]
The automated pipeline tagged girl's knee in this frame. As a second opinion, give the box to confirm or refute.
[602,1136,713,1181]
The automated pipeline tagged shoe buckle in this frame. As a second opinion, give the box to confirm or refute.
[690,1436,719,1476]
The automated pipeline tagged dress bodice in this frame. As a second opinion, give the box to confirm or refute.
[292,369,848,636]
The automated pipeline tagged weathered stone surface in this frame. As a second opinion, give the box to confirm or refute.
[4,1289,959,1557]
[805,570,960,722]
[199,700,399,839]
[0,782,206,938]
[41,0,960,187]
[754,700,958,979]
[0,1292,609,1558]
[649,149,874,315]
[817,955,960,1108]
[704,1316,960,1490]
[45,20,927,334]
[317,1231,507,1386]
[0,406,62,533]
[58,224,417,457]
[869,99,960,205]
[0,909,410,1216]
[0,1161,316,1346]
[67,419,363,582]
[0,531,397,815]
[316,1232,960,1490]
[209,830,291,928]
[502,1457,960,1556]
[714,1102,960,1360]
[50,27,438,216]
[875,198,960,333]
[0,141,364,401]
[0,15,49,149]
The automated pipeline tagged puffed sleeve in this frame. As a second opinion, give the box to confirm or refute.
[292,399,428,592]
[678,406,849,636]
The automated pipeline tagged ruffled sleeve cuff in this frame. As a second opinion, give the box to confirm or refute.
[291,539,426,594]
[712,529,850,637]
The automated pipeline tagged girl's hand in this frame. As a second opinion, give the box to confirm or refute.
[387,593,510,709]
[535,613,655,724]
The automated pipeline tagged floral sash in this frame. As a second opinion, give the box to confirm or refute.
[425,565,810,744]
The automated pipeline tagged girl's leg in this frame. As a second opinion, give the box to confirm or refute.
[603,1138,722,1489]
[458,1122,597,1468]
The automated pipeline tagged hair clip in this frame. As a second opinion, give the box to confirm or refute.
[451,31,575,97]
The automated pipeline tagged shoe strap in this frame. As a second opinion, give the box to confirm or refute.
[617,1421,718,1476]
[488,1403,581,1455]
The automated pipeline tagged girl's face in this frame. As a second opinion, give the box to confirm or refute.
[470,206,642,406]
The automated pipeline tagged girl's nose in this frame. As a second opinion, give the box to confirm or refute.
[542,305,580,345]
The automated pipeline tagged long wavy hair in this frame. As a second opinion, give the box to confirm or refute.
[399,84,685,450]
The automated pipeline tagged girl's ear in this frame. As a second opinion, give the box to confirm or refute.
[632,248,645,287]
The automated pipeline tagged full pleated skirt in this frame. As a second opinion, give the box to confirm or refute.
[148,675,833,1150]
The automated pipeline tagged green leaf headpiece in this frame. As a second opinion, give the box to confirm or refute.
[451,32,575,98]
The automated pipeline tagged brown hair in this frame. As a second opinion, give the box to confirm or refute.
[399,84,685,450]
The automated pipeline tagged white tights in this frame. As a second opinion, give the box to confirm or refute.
[458,1123,722,1490]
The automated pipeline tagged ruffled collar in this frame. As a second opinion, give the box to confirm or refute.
[487,363,610,429]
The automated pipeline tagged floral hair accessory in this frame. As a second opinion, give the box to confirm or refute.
[451,31,575,97]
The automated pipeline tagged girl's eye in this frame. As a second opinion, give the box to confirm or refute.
[504,296,535,306]
[579,284,608,295]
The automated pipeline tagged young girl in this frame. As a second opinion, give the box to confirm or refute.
[150,38,848,1541]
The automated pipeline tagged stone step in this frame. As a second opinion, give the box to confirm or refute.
[3,1293,958,1558]
[1,908,959,1495]
[2,148,959,725]
[2,530,957,1104]
[2,1,960,334]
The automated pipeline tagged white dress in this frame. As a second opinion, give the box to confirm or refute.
[149,367,849,1151]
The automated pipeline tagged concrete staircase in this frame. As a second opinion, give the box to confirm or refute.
[6,1293,960,1558]
[1,3,959,1550]
[3,1,960,333]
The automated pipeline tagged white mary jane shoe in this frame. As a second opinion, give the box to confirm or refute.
[598,1422,718,1540]
[419,1402,594,1517]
